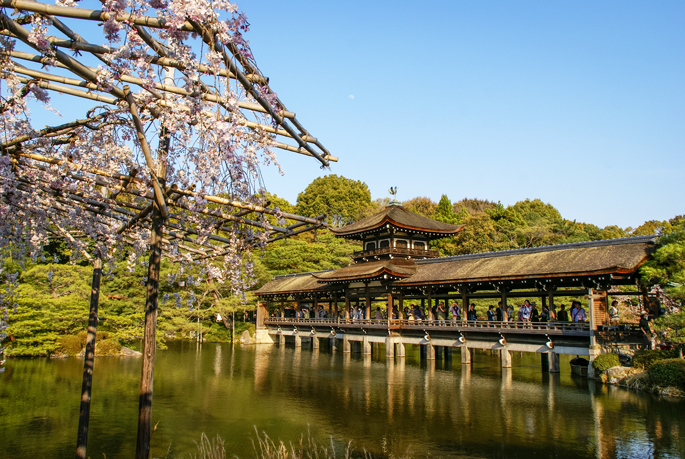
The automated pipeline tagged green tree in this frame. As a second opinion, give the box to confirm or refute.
[434,195,461,225]
[639,218,685,302]
[295,175,373,227]
[402,196,437,217]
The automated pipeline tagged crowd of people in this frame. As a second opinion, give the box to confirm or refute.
[279,300,596,323]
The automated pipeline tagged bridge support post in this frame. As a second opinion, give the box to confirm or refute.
[278,334,285,346]
[426,343,435,360]
[363,336,371,355]
[343,334,351,353]
[294,334,301,347]
[435,346,443,360]
[548,352,560,373]
[587,345,601,378]
[541,353,549,371]
[330,336,337,352]
[461,345,471,365]
[385,336,395,358]
[312,335,319,350]
[500,348,512,368]
[396,341,405,358]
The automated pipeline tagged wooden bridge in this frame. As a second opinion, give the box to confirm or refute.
[260,316,643,377]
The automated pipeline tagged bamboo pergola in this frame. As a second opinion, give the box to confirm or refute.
[0,2,334,458]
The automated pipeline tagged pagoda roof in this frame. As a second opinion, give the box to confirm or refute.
[311,259,418,284]
[330,204,464,238]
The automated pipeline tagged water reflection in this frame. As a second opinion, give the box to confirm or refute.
[0,342,684,459]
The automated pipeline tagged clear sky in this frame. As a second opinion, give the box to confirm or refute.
[239,0,684,229]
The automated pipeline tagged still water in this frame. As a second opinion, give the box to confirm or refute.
[1,341,683,458]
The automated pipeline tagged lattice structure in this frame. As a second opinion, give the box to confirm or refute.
[0,2,334,458]
[0,1,334,267]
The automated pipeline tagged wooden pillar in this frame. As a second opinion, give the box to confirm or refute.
[462,288,468,322]
[279,303,284,318]
[398,294,404,319]
[387,292,393,321]
[256,302,267,328]
[588,288,596,346]
[501,288,508,321]
[75,251,102,459]
[313,294,318,316]
[365,283,371,320]
[426,288,431,321]
[542,295,547,310]
[345,297,351,319]
[135,200,164,459]
[548,290,555,319]
[444,346,452,361]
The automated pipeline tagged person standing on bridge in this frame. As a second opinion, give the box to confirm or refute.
[609,301,620,325]
[449,302,460,321]
[519,300,532,323]
[557,304,569,322]
[571,301,586,322]
[375,307,383,320]
[437,302,447,323]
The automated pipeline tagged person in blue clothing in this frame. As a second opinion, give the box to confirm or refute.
[487,305,496,321]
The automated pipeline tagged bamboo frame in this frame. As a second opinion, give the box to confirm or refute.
[1,4,336,458]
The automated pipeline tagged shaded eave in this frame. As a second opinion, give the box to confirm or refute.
[311,260,417,284]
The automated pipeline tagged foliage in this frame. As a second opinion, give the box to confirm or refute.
[56,335,82,356]
[632,349,680,369]
[402,197,437,218]
[592,353,621,372]
[647,359,685,390]
[639,218,685,302]
[95,339,121,356]
[296,175,374,227]
[654,311,685,347]
[261,232,357,276]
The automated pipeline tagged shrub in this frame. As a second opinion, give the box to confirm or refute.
[56,335,83,356]
[648,359,685,390]
[592,353,621,372]
[633,349,679,369]
[95,338,121,356]
[77,330,110,346]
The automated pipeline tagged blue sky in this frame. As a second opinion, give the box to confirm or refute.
[240,0,684,229]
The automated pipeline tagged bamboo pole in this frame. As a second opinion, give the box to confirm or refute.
[75,250,102,459]
[0,0,195,32]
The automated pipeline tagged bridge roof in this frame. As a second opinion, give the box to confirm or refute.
[312,259,418,283]
[399,235,655,287]
[254,236,656,297]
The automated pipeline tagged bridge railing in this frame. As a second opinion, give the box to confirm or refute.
[263,317,591,333]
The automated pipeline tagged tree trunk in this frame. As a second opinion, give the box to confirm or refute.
[75,252,102,459]
[135,206,163,459]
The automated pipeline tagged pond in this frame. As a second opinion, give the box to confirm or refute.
[1,341,683,458]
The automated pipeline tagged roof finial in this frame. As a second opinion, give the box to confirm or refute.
[388,186,400,206]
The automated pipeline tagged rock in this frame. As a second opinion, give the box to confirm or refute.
[120,346,142,356]
[605,366,632,380]
[239,330,253,345]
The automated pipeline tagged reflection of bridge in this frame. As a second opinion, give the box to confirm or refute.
[260,317,642,377]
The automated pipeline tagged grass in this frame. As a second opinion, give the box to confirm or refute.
[179,427,407,459]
